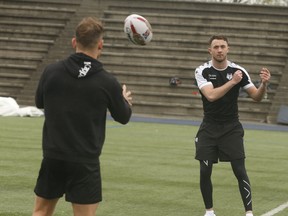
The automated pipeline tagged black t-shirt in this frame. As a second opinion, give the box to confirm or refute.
[195,60,254,122]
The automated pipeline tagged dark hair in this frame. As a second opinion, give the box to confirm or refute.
[208,35,229,46]
[75,17,104,49]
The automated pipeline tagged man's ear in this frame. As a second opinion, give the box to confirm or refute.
[208,47,212,55]
[72,37,77,49]
[98,39,104,50]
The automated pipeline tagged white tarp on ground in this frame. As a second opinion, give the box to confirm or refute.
[0,97,44,117]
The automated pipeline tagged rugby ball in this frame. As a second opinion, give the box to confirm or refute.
[124,14,153,45]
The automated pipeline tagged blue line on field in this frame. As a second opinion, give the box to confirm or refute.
[106,125,124,128]
[107,114,288,132]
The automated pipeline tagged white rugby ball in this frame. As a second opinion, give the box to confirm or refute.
[124,14,153,45]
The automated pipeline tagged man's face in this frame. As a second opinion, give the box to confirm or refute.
[208,39,229,63]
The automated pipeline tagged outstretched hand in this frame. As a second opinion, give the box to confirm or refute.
[122,84,132,106]
[260,68,271,84]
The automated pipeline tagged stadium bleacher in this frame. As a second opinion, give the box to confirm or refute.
[0,0,287,123]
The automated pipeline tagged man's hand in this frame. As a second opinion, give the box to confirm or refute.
[231,70,243,85]
[122,84,132,106]
[260,68,271,84]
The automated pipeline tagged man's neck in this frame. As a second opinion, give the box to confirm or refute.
[76,48,101,60]
[212,59,228,70]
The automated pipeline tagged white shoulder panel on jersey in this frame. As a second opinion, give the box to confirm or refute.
[229,61,255,89]
[195,61,213,89]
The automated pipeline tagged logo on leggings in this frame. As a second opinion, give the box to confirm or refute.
[203,160,209,166]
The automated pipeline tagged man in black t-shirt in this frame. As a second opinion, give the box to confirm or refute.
[194,35,271,216]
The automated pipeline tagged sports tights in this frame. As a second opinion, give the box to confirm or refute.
[199,159,252,211]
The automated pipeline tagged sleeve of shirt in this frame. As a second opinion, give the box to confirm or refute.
[195,65,212,90]
[107,78,132,125]
[239,67,255,90]
[35,69,46,109]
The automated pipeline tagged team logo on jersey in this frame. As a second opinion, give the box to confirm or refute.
[226,73,233,80]
[78,61,91,78]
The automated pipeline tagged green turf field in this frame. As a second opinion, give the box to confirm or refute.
[0,117,287,216]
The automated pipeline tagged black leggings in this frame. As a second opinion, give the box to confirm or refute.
[199,159,252,211]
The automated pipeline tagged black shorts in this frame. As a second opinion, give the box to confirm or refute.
[34,158,102,204]
[195,120,245,163]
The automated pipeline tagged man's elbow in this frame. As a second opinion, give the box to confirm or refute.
[252,97,262,102]
[114,109,132,125]
[35,100,44,109]
[249,91,263,102]
[118,116,131,125]
[206,95,218,102]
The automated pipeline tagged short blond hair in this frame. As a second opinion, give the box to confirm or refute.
[75,17,104,49]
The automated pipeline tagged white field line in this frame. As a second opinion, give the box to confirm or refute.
[261,201,288,216]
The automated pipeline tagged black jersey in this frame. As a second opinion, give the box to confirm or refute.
[195,60,254,122]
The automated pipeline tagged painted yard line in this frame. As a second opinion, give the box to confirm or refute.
[261,201,288,216]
